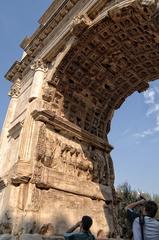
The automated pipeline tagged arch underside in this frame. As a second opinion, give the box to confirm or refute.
[47,0,159,140]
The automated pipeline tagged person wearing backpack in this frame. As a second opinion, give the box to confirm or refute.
[64,216,96,240]
[125,199,159,240]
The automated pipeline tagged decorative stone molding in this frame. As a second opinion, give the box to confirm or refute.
[8,121,24,139]
[71,14,92,36]
[33,167,113,201]
[8,79,21,98]
[31,109,113,152]
[5,60,21,81]
[10,162,32,185]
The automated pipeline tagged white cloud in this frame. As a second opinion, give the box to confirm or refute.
[143,89,155,104]
[146,103,159,116]
[134,129,153,138]
[156,114,159,126]
[134,87,159,139]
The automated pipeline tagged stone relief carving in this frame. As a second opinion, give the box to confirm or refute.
[90,148,110,185]
[35,125,93,180]
[42,84,56,103]
[35,125,111,185]
[42,82,63,113]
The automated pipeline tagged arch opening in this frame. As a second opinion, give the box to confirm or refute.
[109,80,159,195]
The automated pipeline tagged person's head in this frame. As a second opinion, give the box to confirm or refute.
[143,200,158,218]
[81,216,93,231]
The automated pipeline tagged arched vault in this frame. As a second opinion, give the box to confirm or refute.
[45,0,159,139]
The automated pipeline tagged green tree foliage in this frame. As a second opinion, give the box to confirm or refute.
[117,182,137,238]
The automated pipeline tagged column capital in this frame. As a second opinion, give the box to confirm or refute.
[31,59,48,72]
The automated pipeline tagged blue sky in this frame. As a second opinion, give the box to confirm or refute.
[0,1,158,195]
[109,85,159,195]
[0,0,52,123]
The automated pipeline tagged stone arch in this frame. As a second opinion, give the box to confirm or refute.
[43,0,159,142]
[2,0,159,238]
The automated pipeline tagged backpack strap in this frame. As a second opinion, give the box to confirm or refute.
[139,215,145,240]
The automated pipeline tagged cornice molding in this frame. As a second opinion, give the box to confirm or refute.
[4,0,102,81]
[5,61,21,82]
[31,109,113,152]
[5,0,158,82]
[8,78,21,98]
[8,121,24,139]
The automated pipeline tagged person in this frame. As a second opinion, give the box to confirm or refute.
[125,198,159,240]
[64,216,95,240]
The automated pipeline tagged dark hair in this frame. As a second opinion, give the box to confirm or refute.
[144,200,158,218]
[82,216,93,231]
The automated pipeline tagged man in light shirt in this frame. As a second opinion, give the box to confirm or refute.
[125,199,159,240]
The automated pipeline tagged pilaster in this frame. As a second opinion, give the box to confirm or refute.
[29,59,48,102]
[0,77,21,176]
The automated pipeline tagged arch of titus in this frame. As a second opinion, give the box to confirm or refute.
[1,0,159,239]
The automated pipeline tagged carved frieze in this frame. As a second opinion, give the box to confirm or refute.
[31,109,112,151]
[90,149,110,185]
[34,125,111,186]
[35,125,93,180]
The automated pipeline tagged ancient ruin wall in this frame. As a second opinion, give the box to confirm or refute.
[1,0,159,239]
